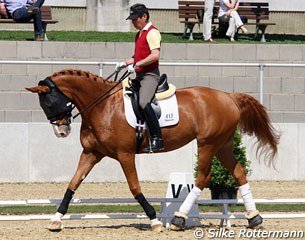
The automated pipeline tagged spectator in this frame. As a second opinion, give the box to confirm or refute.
[3,0,45,41]
[218,0,248,41]
[203,0,216,42]
[0,1,8,18]
[116,3,164,152]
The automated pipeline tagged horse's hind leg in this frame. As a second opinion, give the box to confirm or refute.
[47,150,103,231]
[118,153,163,232]
[216,136,263,228]
[170,144,214,230]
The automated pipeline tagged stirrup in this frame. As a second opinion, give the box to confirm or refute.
[143,138,164,153]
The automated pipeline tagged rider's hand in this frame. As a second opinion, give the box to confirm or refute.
[115,61,127,72]
[127,64,137,74]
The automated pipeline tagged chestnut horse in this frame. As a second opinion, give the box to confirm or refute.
[26,69,279,232]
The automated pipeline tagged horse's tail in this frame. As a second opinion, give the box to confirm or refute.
[231,93,280,167]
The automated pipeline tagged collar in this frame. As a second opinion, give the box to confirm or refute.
[142,22,152,31]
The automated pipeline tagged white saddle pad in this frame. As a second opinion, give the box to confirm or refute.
[123,89,179,129]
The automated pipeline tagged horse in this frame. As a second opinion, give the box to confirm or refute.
[26,68,280,232]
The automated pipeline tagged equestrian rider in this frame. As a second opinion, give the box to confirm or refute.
[116,3,164,152]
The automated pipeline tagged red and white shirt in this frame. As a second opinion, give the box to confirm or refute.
[134,22,161,73]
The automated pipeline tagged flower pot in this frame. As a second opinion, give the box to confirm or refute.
[210,187,238,200]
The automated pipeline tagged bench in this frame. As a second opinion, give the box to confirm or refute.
[178,1,205,40]
[0,6,58,41]
[178,1,276,42]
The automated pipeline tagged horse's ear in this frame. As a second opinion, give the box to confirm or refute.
[25,85,50,93]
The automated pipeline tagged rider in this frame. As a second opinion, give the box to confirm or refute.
[116,3,164,152]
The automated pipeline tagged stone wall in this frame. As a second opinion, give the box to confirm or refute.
[0,42,305,123]
[0,41,304,182]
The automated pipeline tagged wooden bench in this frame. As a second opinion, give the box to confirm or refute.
[178,1,276,42]
[0,6,58,41]
[178,1,205,40]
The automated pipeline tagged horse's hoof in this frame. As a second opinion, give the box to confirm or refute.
[151,221,164,232]
[47,220,63,232]
[248,214,263,228]
[168,215,186,231]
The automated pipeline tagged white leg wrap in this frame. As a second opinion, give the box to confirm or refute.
[151,218,161,226]
[178,186,202,215]
[239,183,256,213]
[51,212,63,221]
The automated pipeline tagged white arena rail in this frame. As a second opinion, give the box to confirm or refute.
[1,198,305,227]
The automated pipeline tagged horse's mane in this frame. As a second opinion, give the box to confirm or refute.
[48,69,112,83]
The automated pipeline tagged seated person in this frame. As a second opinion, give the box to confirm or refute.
[218,0,248,41]
[0,1,8,18]
[2,0,45,41]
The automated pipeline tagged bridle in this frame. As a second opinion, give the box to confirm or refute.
[39,70,131,126]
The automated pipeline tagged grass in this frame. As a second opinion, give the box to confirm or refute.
[1,204,305,215]
[0,30,305,44]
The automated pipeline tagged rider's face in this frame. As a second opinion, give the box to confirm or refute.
[132,14,147,30]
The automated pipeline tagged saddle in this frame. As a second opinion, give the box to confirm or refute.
[123,74,176,153]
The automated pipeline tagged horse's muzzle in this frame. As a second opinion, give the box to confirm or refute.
[52,124,71,138]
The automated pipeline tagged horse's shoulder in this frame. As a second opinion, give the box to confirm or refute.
[80,126,97,151]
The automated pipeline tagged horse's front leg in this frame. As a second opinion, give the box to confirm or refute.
[119,153,163,232]
[48,150,103,231]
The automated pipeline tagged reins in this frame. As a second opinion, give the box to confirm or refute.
[72,70,131,120]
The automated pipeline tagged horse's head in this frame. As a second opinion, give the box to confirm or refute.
[26,77,74,138]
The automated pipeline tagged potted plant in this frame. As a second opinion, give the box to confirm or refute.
[194,129,252,199]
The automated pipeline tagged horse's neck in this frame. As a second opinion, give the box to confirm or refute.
[55,74,119,117]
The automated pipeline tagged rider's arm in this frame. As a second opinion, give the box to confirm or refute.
[136,49,160,68]
[124,57,134,66]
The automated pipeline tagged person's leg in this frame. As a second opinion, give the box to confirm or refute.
[11,7,32,22]
[231,11,248,33]
[137,70,164,152]
[12,5,43,40]
[231,11,243,28]
[33,10,43,37]
[226,17,236,40]
[203,0,215,41]
[138,71,160,110]
[33,0,45,8]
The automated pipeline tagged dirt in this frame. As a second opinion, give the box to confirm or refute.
[0,181,304,240]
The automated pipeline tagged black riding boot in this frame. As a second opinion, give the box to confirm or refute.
[143,103,164,152]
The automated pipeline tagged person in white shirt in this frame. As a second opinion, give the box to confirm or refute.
[218,0,248,41]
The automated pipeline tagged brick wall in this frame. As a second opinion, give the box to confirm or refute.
[0,41,305,123]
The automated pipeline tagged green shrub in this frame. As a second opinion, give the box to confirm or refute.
[194,129,251,189]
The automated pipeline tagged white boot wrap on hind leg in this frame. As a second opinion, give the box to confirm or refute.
[239,183,256,212]
[178,186,202,215]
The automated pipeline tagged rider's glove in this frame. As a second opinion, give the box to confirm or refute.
[127,64,137,74]
[115,61,127,72]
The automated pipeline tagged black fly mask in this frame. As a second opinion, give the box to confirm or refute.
[38,77,74,123]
